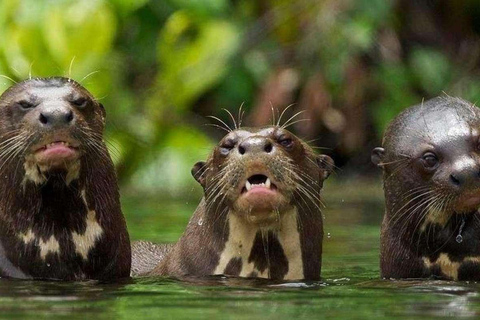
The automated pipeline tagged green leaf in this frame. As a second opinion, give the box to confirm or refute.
[166,0,229,16]
[154,11,239,112]
[410,47,452,94]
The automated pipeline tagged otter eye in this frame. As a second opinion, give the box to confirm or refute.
[422,152,439,169]
[71,97,87,108]
[278,137,293,148]
[220,139,235,155]
[16,100,35,110]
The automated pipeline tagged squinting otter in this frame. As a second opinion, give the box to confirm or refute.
[0,77,130,280]
[132,125,334,280]
[373,96,480,280]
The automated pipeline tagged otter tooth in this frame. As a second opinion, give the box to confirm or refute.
[265,178,271,189]
[246,180,252,191]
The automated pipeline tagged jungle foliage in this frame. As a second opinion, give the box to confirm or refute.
[1,0,479,196]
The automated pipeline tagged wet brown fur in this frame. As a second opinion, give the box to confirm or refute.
[373,96,480,280]
[0,77,130,280]
[133,126,333,280]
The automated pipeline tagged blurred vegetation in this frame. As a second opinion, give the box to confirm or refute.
[1,0,480,197]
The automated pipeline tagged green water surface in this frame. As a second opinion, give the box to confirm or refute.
[0,181,478,319]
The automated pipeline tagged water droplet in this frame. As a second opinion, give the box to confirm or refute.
[341,199,345,203]
[46,263,51,267]
[456,234,463,243]
[327,233,331,239]
[198,218,203,226]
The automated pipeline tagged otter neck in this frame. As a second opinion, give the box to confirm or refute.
[0,156,91,227]
[212,208,304,280]
[385,190,479,250]
[5,176,89,229]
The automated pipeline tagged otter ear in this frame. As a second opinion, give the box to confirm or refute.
[316,154,334,180]
[191,161,207,188]
[371,147,385,167]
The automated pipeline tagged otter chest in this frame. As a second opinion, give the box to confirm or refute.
[14,190,104,268]
[213,210,304,280]
[423,253,480,280]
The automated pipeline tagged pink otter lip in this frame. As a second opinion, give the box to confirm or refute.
[240,174,279,204]
[35,141,79,163]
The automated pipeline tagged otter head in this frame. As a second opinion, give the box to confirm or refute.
[373,96,480,225]
[192,126,334,226]
[0,77,105,185]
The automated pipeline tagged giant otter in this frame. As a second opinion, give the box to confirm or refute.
[0,77,130,280]
[372,96,480,280]
[132,125,333,280]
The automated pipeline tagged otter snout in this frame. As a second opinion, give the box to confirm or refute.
[449,157,480,188]
[237,136,275,156]
[36,103,75,129]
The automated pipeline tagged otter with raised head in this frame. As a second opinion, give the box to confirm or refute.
[0,77,130,280]
[372,96,480,280]
[132,126,333,280]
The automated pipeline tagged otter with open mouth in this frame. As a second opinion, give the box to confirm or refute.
[0,77,130,280]
[373,96,480,280]
[132,125,333,280]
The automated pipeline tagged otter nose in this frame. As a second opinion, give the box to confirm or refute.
[449,158,480,187]
[38,107,74,128]
[238,137,273,155]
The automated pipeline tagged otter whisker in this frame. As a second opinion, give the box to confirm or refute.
[222,108,238,130]
[282,118,310,130]
[389,190,436,227]
[389,189,436,229]
[0,136,27,152]
[28,61,35,80]
[204,170,232,214]
[430,196,459,255]
[276,103,296,127]
[269,102,277,126]
[305,154,340,173]
[206,116,232,133]
[0,75,17,84]
[68,56,76,79]
[281,165,325,210]
[205,123,231,133]
[10,67,21,78]
[395,194,439,246]
[377,157,411,167]
[192,163,209,182]
[384,161,412,182]
[237,103,245,128]
[0,133,32,173]
[9,133,35,182]
[281,110,306,129]
[411,196,442,253]
[80,71,100,84]
[294,178,325,209]
[294,188,321,215]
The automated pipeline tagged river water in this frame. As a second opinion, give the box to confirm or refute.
[0,181,478,319]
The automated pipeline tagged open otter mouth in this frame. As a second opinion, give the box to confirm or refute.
[241,174,277,194]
